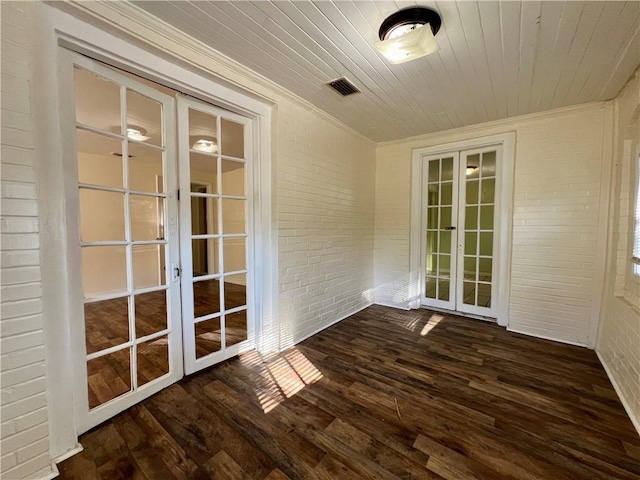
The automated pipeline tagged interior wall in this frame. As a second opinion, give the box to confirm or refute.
[0,4,53,479]
[374,103,608,347]
[597,68,640,431]
[275,98,375,349]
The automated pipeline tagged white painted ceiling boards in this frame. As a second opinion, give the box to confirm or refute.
[133,1,640,142]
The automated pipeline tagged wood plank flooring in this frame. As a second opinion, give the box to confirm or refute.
[60,305,640,479]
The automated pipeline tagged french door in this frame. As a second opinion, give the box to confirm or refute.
[68,53,183,433]
[177,96,254,375]
[67,53,255,432]
[421,146,501,317]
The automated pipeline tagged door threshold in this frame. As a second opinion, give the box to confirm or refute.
[420,305,497,323]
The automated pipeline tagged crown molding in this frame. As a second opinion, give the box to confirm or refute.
[53,0,376,146]
[377,101,607,148]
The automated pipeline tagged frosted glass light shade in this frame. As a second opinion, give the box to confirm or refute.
[375,24,438,64]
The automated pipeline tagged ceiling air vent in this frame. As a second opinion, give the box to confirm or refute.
[326,77,360,96]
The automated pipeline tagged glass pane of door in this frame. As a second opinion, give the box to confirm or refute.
[180,98,251,375]
[72,55,180,433]
[459,149,497,312]
[423,155,457,307]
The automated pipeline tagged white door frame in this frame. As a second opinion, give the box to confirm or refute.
[409,133,515,326]
[33,6,275,460]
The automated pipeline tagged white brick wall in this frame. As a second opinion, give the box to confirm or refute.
[276,99,375,348]
[598,68,640,431]
[1,3,53,479]
[374,104,607,346]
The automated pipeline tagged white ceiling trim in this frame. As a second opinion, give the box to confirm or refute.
[377,100,606,148]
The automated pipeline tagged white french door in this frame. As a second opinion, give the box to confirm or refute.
[421,146,501,318]
[177,96,254,375]
[67,54,257,432]
[67,53,183,433]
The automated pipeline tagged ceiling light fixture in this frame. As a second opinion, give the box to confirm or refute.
[375,7,442,65]
[126,126,150,142]
[466,166,478,176]
[192,138,218,154]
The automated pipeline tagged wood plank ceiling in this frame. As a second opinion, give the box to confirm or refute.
[133,1,640,142]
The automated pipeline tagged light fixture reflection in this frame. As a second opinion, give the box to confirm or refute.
[192,138,218,154]
[126,127,150,142]
[466,166,478,176]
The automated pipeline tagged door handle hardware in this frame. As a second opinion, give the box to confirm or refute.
[444,226,456,230]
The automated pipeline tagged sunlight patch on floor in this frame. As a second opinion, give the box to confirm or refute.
[239,348,323,413]
[420,314,444,336]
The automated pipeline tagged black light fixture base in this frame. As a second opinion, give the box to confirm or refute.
[378,7,442,41]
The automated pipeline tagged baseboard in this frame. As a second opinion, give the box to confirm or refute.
[596,351,640,436]
[373,301,411,311]
[39,464,59,480]
[286,302,373,350]
[506,326,588,348]
[53,444,83,464]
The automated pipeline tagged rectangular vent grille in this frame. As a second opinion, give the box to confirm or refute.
[327,77,360,96]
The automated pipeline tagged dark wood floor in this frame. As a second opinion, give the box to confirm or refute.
[61,305,640,479]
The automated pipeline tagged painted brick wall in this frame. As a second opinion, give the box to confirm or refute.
[0,3,53,479]
[276,98,375,349]
[598,68,640,430]
[374,104,606,346]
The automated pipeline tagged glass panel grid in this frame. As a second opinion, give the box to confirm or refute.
[461,149,497,308]
[189,108,249,358]
[75,66,171,410]
[424,156,456,303]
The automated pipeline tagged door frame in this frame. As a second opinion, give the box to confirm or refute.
[33,7,275,460]
[409,133,515,326]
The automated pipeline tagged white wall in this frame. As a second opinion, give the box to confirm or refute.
[374,103,608,347]
[0,2,376,478]
[276,99,375,349]
[0,3,53,479]
[597,68,640,432]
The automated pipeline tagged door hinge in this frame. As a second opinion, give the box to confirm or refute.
[177,189,181,201]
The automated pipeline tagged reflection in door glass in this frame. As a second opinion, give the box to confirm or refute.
[134,290,168,338]
[137,335,169,387]
[87,348,131,409]
[82,246,127,297]
[84,297,130,355]
[224,273,247,310]
[76,130,124,188]
[126,89,162,147]
[225,310,248,347]
[129,142,164,193]
[193,279,221,318]
[195,318,222,358]
[221,118,244,158]
[74,68,121,131]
